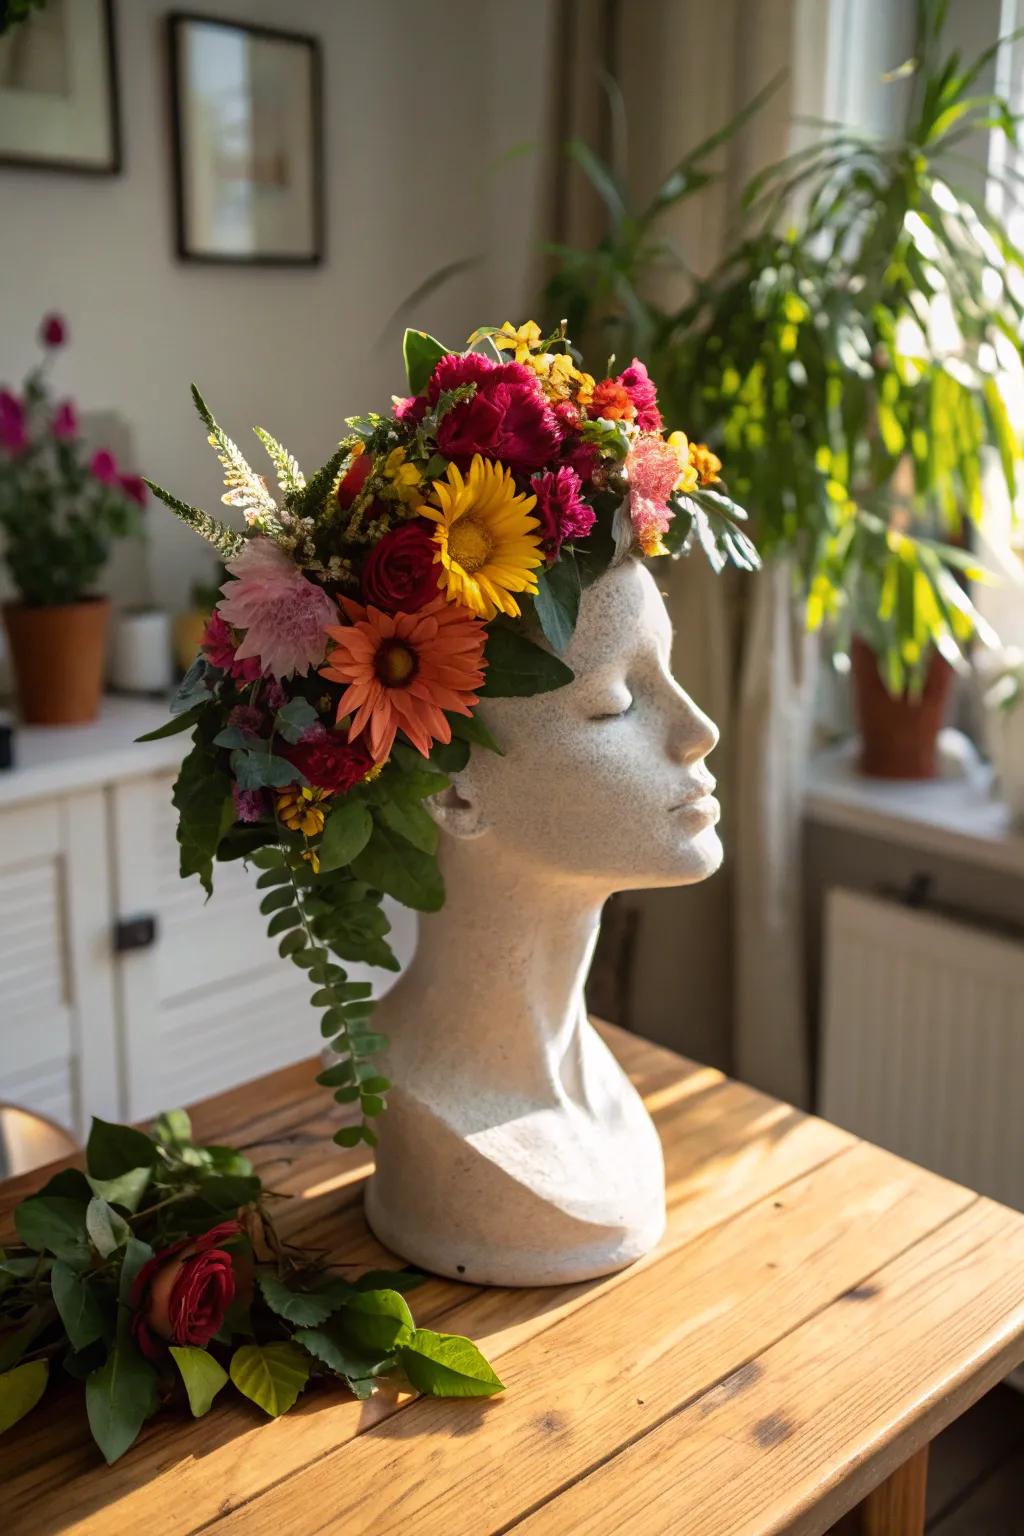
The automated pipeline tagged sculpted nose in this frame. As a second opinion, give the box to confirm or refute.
[668,684,719,765]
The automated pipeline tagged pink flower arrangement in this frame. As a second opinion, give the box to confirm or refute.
[217,538,339,680]
[626,433,680,557]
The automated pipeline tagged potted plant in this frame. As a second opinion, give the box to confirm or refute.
[0,314,146,724]
[544,0,1023,777]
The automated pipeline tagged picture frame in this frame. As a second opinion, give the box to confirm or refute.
[168,13,323,267]
[0,0,121,175]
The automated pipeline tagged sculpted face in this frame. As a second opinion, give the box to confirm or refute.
[434,559,722,892]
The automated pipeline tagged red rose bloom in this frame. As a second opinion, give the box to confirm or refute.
[131,1220,241,1360]
[588,379,636,423]
[427,353,562,474]
[336,451,373,510]
[283,729,375,793]
[361,520,440,613]
[615,358,663,432]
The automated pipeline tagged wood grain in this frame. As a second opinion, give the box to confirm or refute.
[2,1023,1023,1536]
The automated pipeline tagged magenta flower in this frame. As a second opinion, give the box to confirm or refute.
[51,400,79,441]
[626,434,679,557]
[393,394,428,426]
[201,611,262,682]
[90,448,119,485]
[531,467,595,558]
[233,785,269,823]
[217,538,339,680]
[0,391,28,455]
[118,473,148,506]
[40,313,67,348]
[427,353,563,475]
[616,358,663,432]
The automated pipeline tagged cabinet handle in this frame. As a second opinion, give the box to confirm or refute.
[114,914,158,953]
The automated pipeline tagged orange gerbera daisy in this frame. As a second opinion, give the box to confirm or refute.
[320,595,487,762]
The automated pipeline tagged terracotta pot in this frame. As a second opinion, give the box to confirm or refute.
[850,635,954,779]
[3,597,110,725]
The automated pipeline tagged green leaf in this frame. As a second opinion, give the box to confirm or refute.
[85,1198,131,1260]
[189,1174,261,1213]
[427,737,470,774]
[319,800,373,873]
[316,1061,356,1088]
[229,1342,310,1418]
[173,741,233,897]
[398,1330,505,1398]
[376,796,438,856]
[14,1196,90,1266]
[231,748,300,790]
[169,1346,229,1418]
[273,697,318,743]
[86,1167,152,1214]
[351,823,444,912]
[338,1289,414,1354]
[136,705,207,742]
[86,1343,159,1464]
[34,1168,92,1202]
[51,1262,108,1352]
[293,1324,391,1383]
[448,712,503,755]
[86,1117,158,1182]
[478,625,574,697]
[532,556,581,654]
[256,1272,352,1327]
[402,329,448,395]
[0,1360,48,1437]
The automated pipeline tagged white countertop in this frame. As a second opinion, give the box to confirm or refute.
[805,732,1024,878]
[0,696,186,809]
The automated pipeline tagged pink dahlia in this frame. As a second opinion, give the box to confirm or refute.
[201,611,262,682]
[52,400,79,441]
[531,467,595,558]
[427,353,562,475]
[0,391,28,455]
[626,434,679,557]
[616,358,663,432]
[218,538,339,680]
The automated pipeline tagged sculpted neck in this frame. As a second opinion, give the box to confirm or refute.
[381,834,607,1098]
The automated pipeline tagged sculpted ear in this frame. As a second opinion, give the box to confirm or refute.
[428,776,490,840]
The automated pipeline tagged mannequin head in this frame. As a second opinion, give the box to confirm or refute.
[432,558,721,894]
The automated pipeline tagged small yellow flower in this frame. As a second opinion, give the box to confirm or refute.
[574,369,595,408]
[667,431,699,494]
[495,319,542,363]
[382,446,423,505]
[302,847,321,875]
[689,442,723,486]
[277,785,329,838]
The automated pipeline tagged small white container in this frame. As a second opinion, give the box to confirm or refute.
[109,608,173,695]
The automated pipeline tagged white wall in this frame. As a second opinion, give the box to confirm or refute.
[0,0,556,612]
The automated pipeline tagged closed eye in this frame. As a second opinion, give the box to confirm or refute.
[589,695,634,721]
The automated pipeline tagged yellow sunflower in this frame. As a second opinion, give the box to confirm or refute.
[421,454,543,620]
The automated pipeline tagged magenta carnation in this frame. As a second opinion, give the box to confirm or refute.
[218,538,339,680]
[52,400,78,441]
[427,353,562,474]
[616,358,663,432]
[201,611,262,682]
[393,394,428,426]
[0,391,27,455]
[530,467,595,558]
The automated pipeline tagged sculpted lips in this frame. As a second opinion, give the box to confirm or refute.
[669,773,718,815]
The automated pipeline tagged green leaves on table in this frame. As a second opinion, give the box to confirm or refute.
[85,1342,159,1464]
[0,1360,48,1437]
[398,1331,506,1398]
[170,1346,229,1418]
[230,1342,311,1418]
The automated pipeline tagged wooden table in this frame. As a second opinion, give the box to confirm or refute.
[3,1024,1024,1536]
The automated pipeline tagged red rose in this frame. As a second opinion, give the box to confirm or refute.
[427,353,562,474]
[283,731,375,794]
[361,520,440,613]
[131,1220,242,1360]
[336,451,373,510]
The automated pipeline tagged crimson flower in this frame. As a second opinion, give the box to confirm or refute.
[51,400,79,441]
[361,520,440,613]
[427,353,562,475]
[40,313,67,348]
[131,1220,243,1360]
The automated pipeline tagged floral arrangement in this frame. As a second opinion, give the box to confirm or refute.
[140,321,757,1144]
[0,1109,502,1462]
[0,314,146,606]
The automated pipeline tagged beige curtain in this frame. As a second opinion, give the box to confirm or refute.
[560,0,827,1104]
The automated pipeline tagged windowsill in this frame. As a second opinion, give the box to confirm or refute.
[0,696,184,811]
[804,731,1024,878]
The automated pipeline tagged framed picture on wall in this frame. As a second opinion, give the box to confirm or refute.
[0,0,120,174]
[168,13,323,266]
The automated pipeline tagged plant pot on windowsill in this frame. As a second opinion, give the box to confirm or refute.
[850,635,954,779]
[2,596,111,725]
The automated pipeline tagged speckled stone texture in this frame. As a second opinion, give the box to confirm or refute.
[365,559,723,1285]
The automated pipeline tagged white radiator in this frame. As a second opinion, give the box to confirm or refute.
[820,888,1024,1211]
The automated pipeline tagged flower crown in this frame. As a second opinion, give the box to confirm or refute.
[143,321,758,1145]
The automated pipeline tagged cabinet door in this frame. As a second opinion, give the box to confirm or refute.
[0,791,119,1137]
[111,772,416,1119]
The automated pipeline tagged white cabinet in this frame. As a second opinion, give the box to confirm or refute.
[0,703,416,1137]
